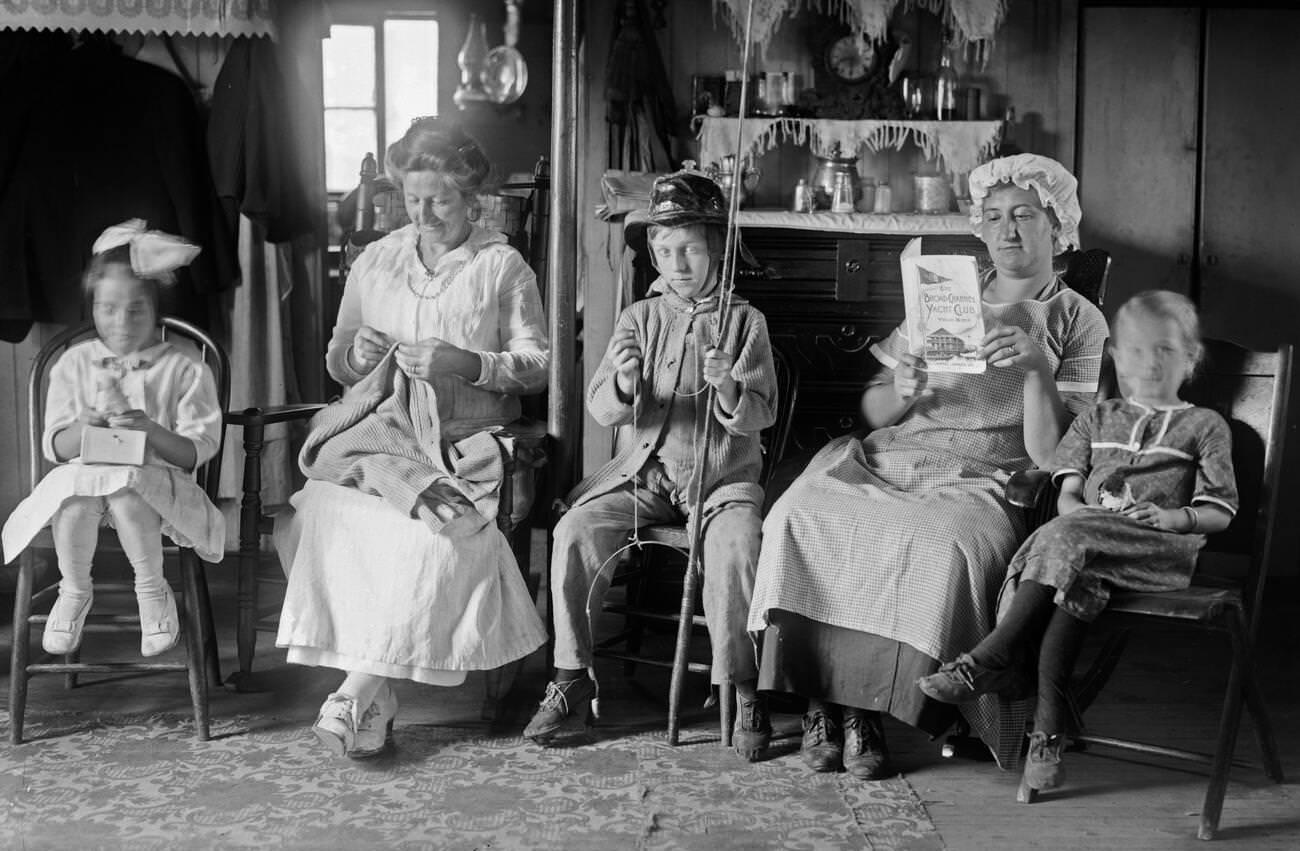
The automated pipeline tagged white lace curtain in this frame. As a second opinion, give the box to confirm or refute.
[712,0,1007,54]
[0,0,276,38]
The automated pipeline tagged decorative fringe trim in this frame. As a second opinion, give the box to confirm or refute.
[713,0,1007,58]
[696,116,1002,178]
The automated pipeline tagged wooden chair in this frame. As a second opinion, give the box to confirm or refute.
[223,157,552,696]
[8,318,228,743]
[589,342,800,745]
[1006,339,1290,839]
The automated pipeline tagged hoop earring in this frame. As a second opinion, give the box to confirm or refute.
[468,201,481,222]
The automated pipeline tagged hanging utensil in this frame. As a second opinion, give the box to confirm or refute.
[483,0,529,104]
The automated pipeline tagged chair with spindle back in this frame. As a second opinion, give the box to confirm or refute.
[8,317,227,743]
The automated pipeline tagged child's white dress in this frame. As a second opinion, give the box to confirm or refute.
[1,339,225,564]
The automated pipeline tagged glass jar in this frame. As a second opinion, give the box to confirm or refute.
[935,49,960,120]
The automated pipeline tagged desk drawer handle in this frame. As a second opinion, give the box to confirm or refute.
[840,324,857,337]
[844,259,862,274]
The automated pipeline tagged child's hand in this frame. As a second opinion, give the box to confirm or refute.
[894,353,929,399]
[1121,502,1181,531]
[606,328,642,399]
[107,409,156,434]
[78,409,109,428]
[702,347,737,390]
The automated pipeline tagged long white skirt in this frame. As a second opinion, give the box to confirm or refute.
[274,481,546,685]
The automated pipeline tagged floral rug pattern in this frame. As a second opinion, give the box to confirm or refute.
[0,712,943,850]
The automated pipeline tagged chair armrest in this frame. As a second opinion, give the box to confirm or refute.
[1007,469,1054,510]
[225,403,326,428]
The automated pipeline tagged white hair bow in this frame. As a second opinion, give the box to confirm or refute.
[92,219,201,282]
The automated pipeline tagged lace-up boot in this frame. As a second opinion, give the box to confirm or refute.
[916,652,1027,703]
[732,693,771,762]
[843,709,893,780]
[800,708,843,772]
[524,676,596,745]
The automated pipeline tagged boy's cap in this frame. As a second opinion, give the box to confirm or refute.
[624,170,729,251]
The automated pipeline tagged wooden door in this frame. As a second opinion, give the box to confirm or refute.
[1078,5,1201,314]
[1199,7,1300,349]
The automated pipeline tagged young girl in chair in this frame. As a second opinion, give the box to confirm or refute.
[2,220,225,658]
[918,290,1237,796]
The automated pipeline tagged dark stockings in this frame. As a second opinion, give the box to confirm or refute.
[969,580,1056,669]
[1033,608,1090,735]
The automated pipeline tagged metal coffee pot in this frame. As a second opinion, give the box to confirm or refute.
[707,154,762,208]
[811,154,861,211]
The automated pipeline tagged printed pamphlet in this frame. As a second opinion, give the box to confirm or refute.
[899,237,986,373]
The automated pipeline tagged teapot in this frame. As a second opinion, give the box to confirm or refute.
[707,154,762,208]
[811,153,861,211]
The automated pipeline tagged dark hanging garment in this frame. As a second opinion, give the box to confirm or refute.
[207,37,314,244]
[0,35,237,333]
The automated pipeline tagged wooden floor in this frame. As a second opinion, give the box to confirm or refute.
[3,539,1297,850]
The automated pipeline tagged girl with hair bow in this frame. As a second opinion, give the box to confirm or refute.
[2,220,224,658]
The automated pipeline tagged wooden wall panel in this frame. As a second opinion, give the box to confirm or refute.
[1077,5,1200,312]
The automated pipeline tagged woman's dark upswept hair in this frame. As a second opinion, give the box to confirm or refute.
[385,117,494,197]
[81,245,161,310]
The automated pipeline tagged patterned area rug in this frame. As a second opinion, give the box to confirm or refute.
[0,712,944,851]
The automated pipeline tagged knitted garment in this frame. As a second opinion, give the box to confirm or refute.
[298,349,506,529]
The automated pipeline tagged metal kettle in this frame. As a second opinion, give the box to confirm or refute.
[811,154,861,211]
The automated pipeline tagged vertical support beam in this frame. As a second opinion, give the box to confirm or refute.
[547,0,579,502]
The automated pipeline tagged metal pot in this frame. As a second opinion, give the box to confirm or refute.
[811,155,861,211]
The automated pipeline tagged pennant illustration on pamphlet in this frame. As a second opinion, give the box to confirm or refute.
[899,237,986,374]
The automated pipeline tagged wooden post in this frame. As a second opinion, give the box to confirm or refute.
[547,0,580,502]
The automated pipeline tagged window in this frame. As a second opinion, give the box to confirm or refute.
[322,18,440,195]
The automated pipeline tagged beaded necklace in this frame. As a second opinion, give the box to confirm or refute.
[407,229,471,301]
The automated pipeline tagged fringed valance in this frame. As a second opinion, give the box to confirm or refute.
[0,0,275,39]
[696,116,1002,178]
[712,0,1007,58]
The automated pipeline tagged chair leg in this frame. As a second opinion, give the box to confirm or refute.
[232,415,266,689]
[1198,610,1252,841]
[180,554,211,741]
[720,683,734,748]
[193,561,222,687]
[10,553,35,745]
[667,560,701,747]
[1243,665,1285,783]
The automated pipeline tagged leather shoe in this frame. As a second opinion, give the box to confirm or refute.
[524,676,596,745]
[138,586,180,657]
[350,681,399,758]
[843,709,893,780]
[800,709,843,772]
[1023,731,1066,791]
[916,652,1027,703]
[732,693,772,762]
[42,591,92,655]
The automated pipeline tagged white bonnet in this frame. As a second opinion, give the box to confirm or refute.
[968,154,1081,254]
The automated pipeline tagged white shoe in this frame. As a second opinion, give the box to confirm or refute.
[313,693,360,756]
[350,682,398,758]
[42,592,93,655]
[138,586,180,657]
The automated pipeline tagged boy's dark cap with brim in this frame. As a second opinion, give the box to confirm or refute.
[624,171,729,251]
